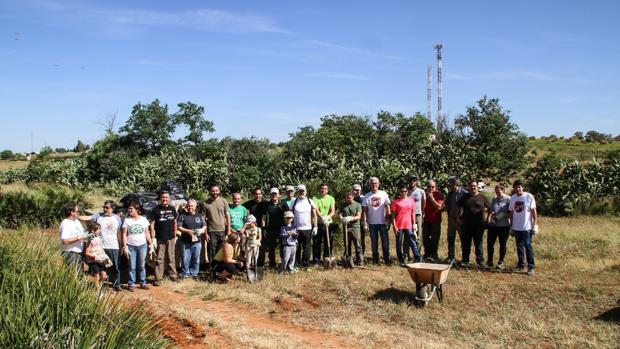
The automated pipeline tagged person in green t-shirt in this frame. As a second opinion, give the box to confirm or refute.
[313,183,336,264]
[229,193,248,233]
[340,191,363,266]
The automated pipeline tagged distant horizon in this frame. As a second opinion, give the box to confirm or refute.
[1,0,618,152]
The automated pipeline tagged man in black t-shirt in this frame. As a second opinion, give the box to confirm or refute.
[457,180,491,268]
[149,191,178,285]
[177,199,206,278]
[243,187,269,230]
[259,188,287,269]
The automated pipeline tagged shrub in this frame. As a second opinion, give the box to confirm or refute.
[0,185,90,229]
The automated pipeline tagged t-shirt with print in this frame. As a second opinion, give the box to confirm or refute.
[60,218,85,253]
[149,205,178,241]
[314,194,335,224]
[205,196,229,231]
[509,193,536,231]
[458,193,490,229]
[123,216,149,246]
[229,205,248,231]
[92,213,122,250]
[178,212,206,244]
[423,191,445,223]
[340,201,362,233]
[291,197,316,230]
[362,190,391,225]
[409,188,426,215]
[391,197,416,230]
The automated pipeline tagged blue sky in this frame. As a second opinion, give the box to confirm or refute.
[1,0,618,152]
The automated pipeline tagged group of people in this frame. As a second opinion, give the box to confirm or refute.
[58,175,539,290]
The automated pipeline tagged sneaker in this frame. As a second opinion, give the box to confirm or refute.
[114,285,121,292]
[127,285,135,292]
[496,262,505,271]
[459,261,471,268]
[486,263,494,270]
[153,280,161,286]
[528,269,535,276]
[514,266,526,273]
[139,283,150,290]
[400,262,407,267]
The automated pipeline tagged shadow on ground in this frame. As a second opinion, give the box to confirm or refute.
[369,287,416,305]
[594,303,620,323]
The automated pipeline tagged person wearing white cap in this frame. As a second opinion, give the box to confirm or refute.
[259,187,287,269]
[243,215,262,270]
[279,211,298,274]
[290,184,318,268]
[281,185,296,209]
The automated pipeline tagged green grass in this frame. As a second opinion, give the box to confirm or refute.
[529,139,620,160]
[0,229,172,348]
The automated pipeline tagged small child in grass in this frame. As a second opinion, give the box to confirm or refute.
[84,221,111,288]
[279,211,298,274]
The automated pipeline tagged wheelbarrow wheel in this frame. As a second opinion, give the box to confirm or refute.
[415,284,430,308]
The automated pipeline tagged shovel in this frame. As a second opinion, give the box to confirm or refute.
[246,246,259,283]
[341,222,354,268]
[322,223,337,269]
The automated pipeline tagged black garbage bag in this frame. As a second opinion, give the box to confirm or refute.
[119,192,159,215]
[158,180,186,200]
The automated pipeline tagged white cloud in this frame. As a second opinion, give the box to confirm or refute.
[446,70,556,82]
[25,1,289,34]
[306,39,404,61]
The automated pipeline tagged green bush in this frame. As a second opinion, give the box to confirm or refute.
[0,185,90,229]
[0,231,171,348]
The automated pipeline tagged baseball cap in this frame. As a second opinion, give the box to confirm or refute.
[286,185,295,192]
[297,184,307,192]
[352,184,362,190]
[284,211,294,218]
[246,215,256,223]
[270,187,279,194]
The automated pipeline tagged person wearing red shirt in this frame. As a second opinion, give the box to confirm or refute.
[423,180,445,262]
[390,184,421,266]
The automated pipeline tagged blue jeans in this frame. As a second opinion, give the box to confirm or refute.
[514,230,535,270]
[313,223,335,263]
[128,243,147,287]
[104,248,120,288]
[182,241,202,277]
[396,229,421,263]
[369,224,390,263]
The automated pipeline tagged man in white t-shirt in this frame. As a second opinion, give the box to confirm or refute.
[290,184,318,268]
[59,203,87,270]
[508,180,538,276]
[362,177,392,264]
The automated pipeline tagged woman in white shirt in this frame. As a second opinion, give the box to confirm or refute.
[121,201,153,291]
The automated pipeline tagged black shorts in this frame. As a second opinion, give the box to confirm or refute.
[214,262,236,274]
[88,263,106,276]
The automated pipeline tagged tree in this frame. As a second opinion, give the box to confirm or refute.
[39,146,53,158]
[0,150,14,160]
[454,96,529,179]
[119,99,176,149]
[96,111,118,135]
[572,131,584,141]
[74,140,89,153]
[173,102,215,146]
[585,130,611,144]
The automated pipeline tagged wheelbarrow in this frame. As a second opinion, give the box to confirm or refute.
[406,259,455,306]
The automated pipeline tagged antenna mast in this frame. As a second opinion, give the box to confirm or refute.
[434,43,444,133]
[427,64,432,120]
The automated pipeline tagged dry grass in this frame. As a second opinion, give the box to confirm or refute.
[0,160,28,170]
[165,215,619,348]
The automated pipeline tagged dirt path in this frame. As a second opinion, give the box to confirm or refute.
[126,285,355,349]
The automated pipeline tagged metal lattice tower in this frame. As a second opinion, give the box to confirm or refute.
[434,43,444,133]
[427,64,432,120]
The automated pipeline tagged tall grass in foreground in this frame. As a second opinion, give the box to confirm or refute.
[0,230,171,348]
[0,184,90,229]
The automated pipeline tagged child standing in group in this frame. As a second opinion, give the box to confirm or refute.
[84,221,111,289]
[244,215,262,268]
[279,211,298,274]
